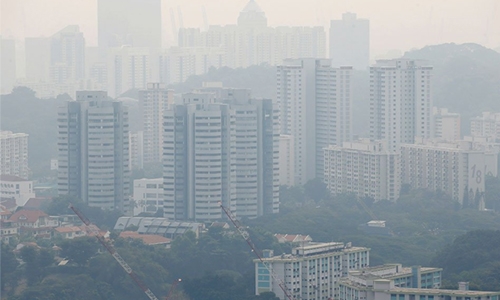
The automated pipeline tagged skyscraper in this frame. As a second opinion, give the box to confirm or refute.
[330,12,370,70]
[50,25,85,83]
[98,0,162,48]
[25,37,51,82]
[163,93,234,221]
[277,58,352,184]
[57,91,130,213]
[139,83,173,164]
[370,59,433,153]
[163,88,279,221]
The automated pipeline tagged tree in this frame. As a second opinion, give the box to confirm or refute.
[1,244,18,290]
[60,236,100,266]
[304,178,330,203]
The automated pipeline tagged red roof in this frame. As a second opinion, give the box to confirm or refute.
[9,209,48,223]
[55,226,84,233]
[119,231,171,245]
[0,174,28,182]
[24,197,52,210]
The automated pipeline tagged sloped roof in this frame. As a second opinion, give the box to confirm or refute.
[24,197,52,210]
[274,234,313,243]
[9,209,48,223]
[55,226,84,233]
[119,231,171,245]
[0,198,17,210]
[0,174,28,182]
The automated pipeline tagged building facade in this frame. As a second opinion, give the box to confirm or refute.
[400,139,496,208]
[132,178,163,216]
[470,112,500,142]
[57,91,130,213]
[370,59,433,153]
[324,140,400,201]
[50,25,85,83]
[330,12,370,70]
[129,131,144,170]
[0,175,35,207]
[279,135,295,186]
[0,131,29,180]
[433,107,461,141]
[140,83,173,164]
[255,242,370,300]
[277,58,352,184]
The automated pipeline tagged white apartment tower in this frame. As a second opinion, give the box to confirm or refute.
[330,12,370,70]
[370,59,433,153]
[0,131,29,179]
[277,58,352,184]
[324,140,401,201]
[129,131,144,169]
[139,83,173,164]
[433,107,461,141]
[163,90,279,221]
[255,242,370,300]
[57,91,130,213]
[163,93,235,221]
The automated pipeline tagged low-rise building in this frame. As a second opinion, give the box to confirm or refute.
[54,226,86,239]
[324,140,400,201]
[254,242,370,300]
[114,217,204,239]
[132,178,164,216]
[119,231,171,247]
[339,277,499,300]
[0,175,36,207]
[8,209,58,238]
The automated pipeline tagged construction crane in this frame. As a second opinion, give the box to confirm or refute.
[68,204,160,300]
[165,278,181,300]
[219,203,295,300]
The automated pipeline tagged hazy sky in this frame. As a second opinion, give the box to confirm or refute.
[1,0,499,56]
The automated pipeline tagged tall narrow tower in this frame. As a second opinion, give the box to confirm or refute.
[57,91,130,213]
[370,59,433,152]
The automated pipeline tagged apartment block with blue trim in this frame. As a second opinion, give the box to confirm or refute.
[255,242,370,300]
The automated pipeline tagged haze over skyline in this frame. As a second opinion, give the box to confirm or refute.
[1,0,499,56]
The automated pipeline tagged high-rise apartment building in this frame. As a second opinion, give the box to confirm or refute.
[400,138,496,208]
[330,12,370,70]
[277,58,352,184]
[57,91,130,213]
[210,88,280,218]
[50,25,85,83]
[0,131,29,179]
[370,59,433,153]
[433,107,461,141]
[255,242,370,300]
[98,0,161,48]
[163,89,279,221]
[139,83,173,164]
[163,93,234,221]
[324,140,400,201]
[470,112,500,142]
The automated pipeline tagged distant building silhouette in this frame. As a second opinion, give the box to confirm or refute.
[330,12,370,70]
[98,0,161,48]
[57,91,130,213]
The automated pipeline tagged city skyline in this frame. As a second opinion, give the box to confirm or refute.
[1,0,499,56]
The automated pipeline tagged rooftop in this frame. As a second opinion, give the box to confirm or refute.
[0,175,28,182]
[388,287,500,296]
[241,0,263,13]
[119,231,171,245]
[9,209,48,223]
